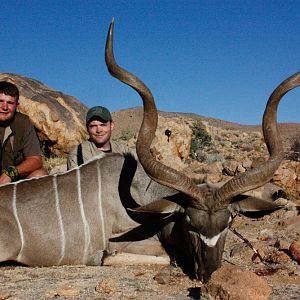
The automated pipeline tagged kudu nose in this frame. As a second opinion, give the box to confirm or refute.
[197,268,214,283]
[201,274,210,283]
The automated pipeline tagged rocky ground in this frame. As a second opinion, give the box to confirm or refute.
[0,82,299,299]
[0,203,299,300]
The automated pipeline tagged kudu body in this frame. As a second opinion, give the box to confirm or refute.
[0,20,299,282]
[0,154,178,266]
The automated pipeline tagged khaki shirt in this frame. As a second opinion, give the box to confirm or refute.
[0,112,42,170]
[67,139,135,170]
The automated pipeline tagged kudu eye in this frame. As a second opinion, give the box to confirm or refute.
[185,215,200,233]
[185,215,191,224]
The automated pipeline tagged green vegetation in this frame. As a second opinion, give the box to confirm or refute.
[287,136,300,161]
[190,121,213,160]
[118,128,135,141]
[43,156,67,172]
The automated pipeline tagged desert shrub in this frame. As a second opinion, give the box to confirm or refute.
[206,153,225,163]
[190,121,213,160]
[119,128,134,141]
[39,140,67,172]
[287,136,300,161]
[192,149,224,164]
[253,144,264,152]
[192,150,207,162]
[43,156,67,172]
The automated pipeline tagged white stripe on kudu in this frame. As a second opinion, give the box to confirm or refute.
[97,162,106,248]
[13,184,25,260]
[76,168,91,262]
[53,175,66,265]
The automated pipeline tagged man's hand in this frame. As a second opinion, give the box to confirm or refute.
[0,172,12,186]
[16,156,43,178]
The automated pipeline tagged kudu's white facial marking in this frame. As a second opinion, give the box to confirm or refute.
[188,213,232,247]
[76,168,91,262]
[200,228,228,247]
[53,175,66,264]
[13,184,25,261]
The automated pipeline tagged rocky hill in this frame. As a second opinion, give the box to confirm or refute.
[1,73,299,198]
[1,73,299,156]
[112,107,300,155]
[111,107,300,200]
[0,73,299,299]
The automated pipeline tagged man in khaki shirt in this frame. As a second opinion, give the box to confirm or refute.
[67,106,133,170]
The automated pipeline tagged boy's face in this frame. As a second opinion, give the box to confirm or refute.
[0,93,18,123]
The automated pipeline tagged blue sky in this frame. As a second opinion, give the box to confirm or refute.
[1,1,299,125]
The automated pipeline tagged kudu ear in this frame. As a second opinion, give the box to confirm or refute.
[230,195,286,215]
[127,198,180,219]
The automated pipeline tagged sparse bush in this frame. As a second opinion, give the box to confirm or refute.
[253,144,264,153]
[206,153,225,163]
[43,156,67,172]
[190,121,213,160]
[39,140,67,172]
[192,150,207,162]
[287,136,300,161]
[119,128,134,141]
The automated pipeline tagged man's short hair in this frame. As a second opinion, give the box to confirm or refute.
[0,81,19,102]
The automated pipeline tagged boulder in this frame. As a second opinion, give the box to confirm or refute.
[0,73,88,156]
[151,115,192,170]
[125,115,193,171]
[273,160,300,199]
[289,240,300,262]
[202,265,272,300]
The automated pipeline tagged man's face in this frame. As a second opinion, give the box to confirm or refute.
[0,93,18,123]
[87,119,114,148]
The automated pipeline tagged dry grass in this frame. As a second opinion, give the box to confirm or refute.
[43,156,67,172]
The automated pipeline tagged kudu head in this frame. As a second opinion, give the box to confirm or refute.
[105,19,300,282]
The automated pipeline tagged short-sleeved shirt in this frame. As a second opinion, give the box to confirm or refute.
[67,139,135,170]
[0,112,42,170]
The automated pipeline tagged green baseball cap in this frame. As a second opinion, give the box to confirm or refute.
[86,106,112,123]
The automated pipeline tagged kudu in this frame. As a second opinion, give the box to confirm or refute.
[104,20,300,281]
[0,20,299,282]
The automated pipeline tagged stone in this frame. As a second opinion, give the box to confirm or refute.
[95,278,117,294]
[57,286,81,297]
[0,73,88,156]
[289,240,300,262]
[223,160,240,176]
[264,250,292,264]
[151,115,192,170]
[45,285,81,297]
[202,265,272,300]
[0,290,10,300]
[273,160,300,199]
